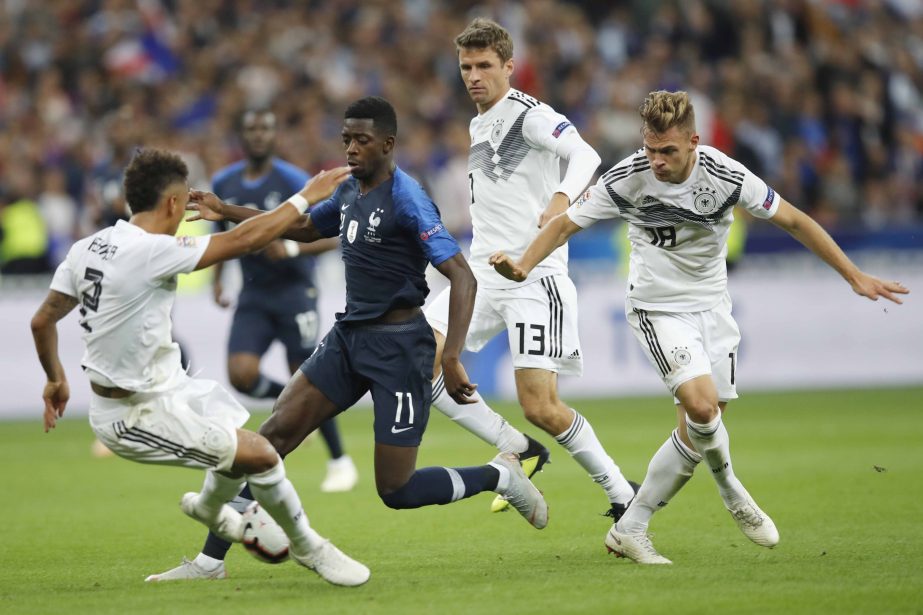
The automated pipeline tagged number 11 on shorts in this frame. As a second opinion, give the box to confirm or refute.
[394,392,415,425]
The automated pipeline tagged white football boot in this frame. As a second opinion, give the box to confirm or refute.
[320,455,359,493]
[490,452,548,529]
[145,557,227,582]
[727,496,779,547]
[290,540,370,587]
[605,526,672,565]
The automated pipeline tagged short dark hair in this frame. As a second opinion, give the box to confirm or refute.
[344,96,397,138]
[455,18,513,63]
[123,148,188,213]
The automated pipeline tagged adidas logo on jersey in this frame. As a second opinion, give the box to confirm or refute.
[567,349,580,359]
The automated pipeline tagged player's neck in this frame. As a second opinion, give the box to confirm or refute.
[244,156,273,180]
[476,86,511,115]
[358,163,395,196]
[129,211,172,235]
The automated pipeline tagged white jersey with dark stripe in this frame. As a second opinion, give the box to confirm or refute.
[467,88,575,289]
[567,145,780,312]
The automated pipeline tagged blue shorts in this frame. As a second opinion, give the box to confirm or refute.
[299,314,434,447]
[228,286,319,365]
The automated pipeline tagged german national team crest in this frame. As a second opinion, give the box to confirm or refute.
[491,119,505,144]
[346,220,358,243]
[672,347,692,366]
[692,186,719,214]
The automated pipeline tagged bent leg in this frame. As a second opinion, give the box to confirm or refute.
[374,442,501,509]
[516,368,635,506]
[429,328,530,455]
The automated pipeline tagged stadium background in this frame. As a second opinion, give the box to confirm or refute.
[1,0,921,418]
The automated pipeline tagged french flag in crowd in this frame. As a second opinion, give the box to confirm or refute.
[104,1,179,82]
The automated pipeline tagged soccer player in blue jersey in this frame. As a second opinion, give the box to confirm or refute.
[212,109,357,495]
[147,97,547,582]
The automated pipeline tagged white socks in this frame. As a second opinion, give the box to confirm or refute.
[617,430,700,534]
[246,460,324,553]
[197,471,245,519]
[556,409,635,505]
[685,414,746,507]
[432,373,528,454]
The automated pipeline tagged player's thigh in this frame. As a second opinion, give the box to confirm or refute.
[493,275,583,376]
[357,317,435,448]
[89,378,248,472]
[701,296,740,402]
[626,306,712,396]
[259,370,345,457]
[272,289,321,365]
[228,300,275,358]
[425,284,505,353]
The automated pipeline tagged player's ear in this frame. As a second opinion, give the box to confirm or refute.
[505,58,514,78]
[382,135,395,155]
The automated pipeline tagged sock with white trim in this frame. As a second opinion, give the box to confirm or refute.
[432,372,528,454]
[617,430,700,534]
[246,461,325,552]
[685,414,747,507]
[379,465,501,509]
[555,409,635,505]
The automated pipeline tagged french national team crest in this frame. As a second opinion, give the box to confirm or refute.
[346,219,358,243]
[692,186,719,215]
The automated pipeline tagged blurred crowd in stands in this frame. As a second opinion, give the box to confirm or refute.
[1,0,922,274]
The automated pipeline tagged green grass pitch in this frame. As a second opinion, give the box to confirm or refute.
[3,387,922,614]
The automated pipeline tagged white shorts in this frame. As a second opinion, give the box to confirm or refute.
[88,376,250,472]
[626,294,740,401]
[426,274,583,376]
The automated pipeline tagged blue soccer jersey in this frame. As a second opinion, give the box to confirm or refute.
[310,168,460,322]
[212,158,316,290]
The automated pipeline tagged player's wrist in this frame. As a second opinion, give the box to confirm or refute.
[287,193,310,214]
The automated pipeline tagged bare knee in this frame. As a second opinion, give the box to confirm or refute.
[228,355,259,393]
[234,430,280,475]
[519,392,571,434]
[682,395,719,424]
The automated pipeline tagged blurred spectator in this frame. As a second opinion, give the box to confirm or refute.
[0,0,920,258]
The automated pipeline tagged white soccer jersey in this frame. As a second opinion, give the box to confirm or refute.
[50,220,210,392]
[567,144,780,312]
[468,88,581,289]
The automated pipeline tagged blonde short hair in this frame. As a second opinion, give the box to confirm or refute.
[639,90,696,135]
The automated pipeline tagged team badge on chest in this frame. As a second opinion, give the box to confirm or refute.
[692,186,720,215]
[347,219,359,243]
[491,119,505,144]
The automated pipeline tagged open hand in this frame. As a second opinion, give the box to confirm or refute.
[850,273,910,304]
[300,167,352,204]
[488,251,527,282]
[186,191,226,222]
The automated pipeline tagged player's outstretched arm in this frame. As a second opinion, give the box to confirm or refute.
[193,167,350,270]
[434,253,478,404]
[30,290,78,432]
[490,212,583,282]
[769,199,910,304]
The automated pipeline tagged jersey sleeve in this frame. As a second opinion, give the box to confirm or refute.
[146,234,212,280]
[276,162,311,196]
[566,179,622,228]
[736,167,781,219]
[49,252,77,298]
[521,104,578,154]
[394,178,460,266]
[308,191,342,238]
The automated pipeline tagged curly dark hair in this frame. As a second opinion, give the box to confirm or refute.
[123,148,189,213]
